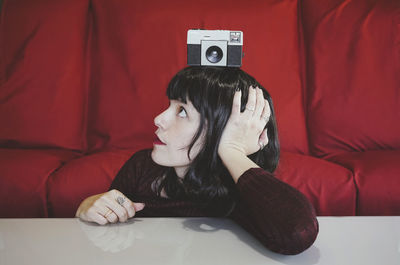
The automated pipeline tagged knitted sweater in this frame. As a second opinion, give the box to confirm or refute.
[109,149,318,255]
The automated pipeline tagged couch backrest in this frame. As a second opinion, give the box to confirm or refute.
[301,0,400,158]
[9,0,394,156]
[0,0,91,151]
[87,0,310,154]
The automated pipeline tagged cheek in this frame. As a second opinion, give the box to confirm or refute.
[170,134,195,160]
[169,125,197,148]
[152,121,205,166]
[187,131,206,160]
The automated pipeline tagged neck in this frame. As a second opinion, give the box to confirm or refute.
[174,166,187,179]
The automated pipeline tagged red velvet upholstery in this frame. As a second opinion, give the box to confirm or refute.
[300,0,400,215]
[88,0,309,154]
[0,0,398,217]
[47,149,134,217]
[0,149,79,217]
[277,152,355,216]
[302,0,400,157]
[327,151,400,215]
[0,0,91,151]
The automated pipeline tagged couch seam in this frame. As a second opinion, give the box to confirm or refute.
[45,153,85,217]
[297,0,311,156]
[80,0,93,154]
[0,0,7,86]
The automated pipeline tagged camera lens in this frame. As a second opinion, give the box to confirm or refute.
[206,46,223,63]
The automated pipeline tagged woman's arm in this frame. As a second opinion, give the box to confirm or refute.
[218,86,269,182]
[219,141,318,255]
[76,150,149,225]
[230,168,319,255]
[76,189,144,225]
[218,148,259,183]
[218,86,318,254]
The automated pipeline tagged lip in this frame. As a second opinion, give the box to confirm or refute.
[153,134,166,145]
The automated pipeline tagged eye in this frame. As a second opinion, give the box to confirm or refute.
[178,106,187,118]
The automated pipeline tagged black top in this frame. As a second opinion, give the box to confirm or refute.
[110,149,319,255]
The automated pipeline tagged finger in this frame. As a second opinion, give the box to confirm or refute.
[114,194,134,218]
[120,200,145,219]
[109,190,131,222]
[118,197,138,218]
[104,197,129,223]
[254,87,265,118]
[97,206,117,223]
[133,202,145,212]
[103,209,118,223]
[85,208,108,225]
[244,86,256,115]
[92,213,108,225]
[231,89,241,116]
[107,212,118,223]
[261,99,271,123]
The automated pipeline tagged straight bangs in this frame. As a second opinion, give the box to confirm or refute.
[167,67,239,113]
[166,70,203,107]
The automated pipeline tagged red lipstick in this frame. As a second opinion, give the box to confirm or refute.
[154,135,166,145]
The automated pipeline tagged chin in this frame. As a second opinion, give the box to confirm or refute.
[151,148,171,166]
[151,149,162,165]
[151,149,189,168]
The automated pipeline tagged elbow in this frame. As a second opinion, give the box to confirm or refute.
[272,215,319,255]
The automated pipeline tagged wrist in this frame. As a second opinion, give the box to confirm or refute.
[218,147,259,184]
[218,146,249,168]
[218,144,246,159]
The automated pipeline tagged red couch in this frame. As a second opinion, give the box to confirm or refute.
[0,0,399,218]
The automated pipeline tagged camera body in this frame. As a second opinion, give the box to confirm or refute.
[187,29,243,67]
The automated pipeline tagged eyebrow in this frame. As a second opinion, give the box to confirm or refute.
[171,99,189,107]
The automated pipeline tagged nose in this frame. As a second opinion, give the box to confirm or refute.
[154,110,167,129]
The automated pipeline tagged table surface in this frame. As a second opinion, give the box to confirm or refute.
[0,216,399,265]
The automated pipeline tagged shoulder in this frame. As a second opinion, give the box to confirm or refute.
[110,148,163,196]
[124,148,164,173]
[128,148,153,162]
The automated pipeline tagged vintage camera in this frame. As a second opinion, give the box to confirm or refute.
[187,29,243,67]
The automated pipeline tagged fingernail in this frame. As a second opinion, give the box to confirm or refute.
[134,202,145,211]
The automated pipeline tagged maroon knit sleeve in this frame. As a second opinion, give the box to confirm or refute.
[108,149,152,199]
[230,167,319,255]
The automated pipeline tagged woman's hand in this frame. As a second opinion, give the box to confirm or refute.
[218,86,270,157]
[75,189,145,225]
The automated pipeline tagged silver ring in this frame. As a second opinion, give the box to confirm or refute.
[104,209,113,218]
[116,196,126,205]
[246,106,255,112]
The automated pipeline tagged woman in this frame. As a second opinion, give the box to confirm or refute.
[76,66,318,255]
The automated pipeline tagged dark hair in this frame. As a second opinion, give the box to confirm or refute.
[156,66,280,216]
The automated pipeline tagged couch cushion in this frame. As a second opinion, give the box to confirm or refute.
[48,150,356,217]
[277,152,356,216]
[88,0,309,154]
[0,0,91,151]
[47,149,135,217]
[327,150,400,215]
[0,148,79,217]
[302,0,400,157]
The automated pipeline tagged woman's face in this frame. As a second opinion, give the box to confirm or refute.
[151,98,204,178]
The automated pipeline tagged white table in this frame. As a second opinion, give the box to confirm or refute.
[0,217,399,265]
